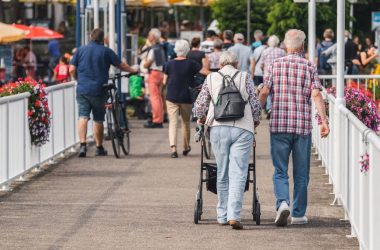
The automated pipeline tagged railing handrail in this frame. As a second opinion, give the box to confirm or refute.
[319,74,380,80]
[45,81,76,93]
[0,92,31,104]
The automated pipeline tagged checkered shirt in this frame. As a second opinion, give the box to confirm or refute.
[261,47,286,76]
[264,52,322,135]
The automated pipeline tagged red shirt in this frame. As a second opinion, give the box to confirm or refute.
[54,64,70,82]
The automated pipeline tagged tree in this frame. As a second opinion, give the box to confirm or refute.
[211,0,270,37]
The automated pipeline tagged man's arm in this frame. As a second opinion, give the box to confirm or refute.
[258,86,270,107]
[312,89,329,138]
[250,58,256,78]
[118,62,138,73]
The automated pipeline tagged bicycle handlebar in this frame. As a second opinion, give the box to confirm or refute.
[108,72,138,81]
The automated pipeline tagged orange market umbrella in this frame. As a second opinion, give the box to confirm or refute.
[12,24,64,40]
[0,22,25,43]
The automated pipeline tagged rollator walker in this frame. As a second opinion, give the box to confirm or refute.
[193,125,261,225]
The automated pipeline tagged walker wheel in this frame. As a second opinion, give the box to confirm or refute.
[194,200,202,224]
[255,202,261,225]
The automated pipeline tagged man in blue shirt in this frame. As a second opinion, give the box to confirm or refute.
[47,39,61,81]
[70,28,138,157]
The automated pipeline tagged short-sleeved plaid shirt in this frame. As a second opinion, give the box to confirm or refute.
[264,52,322,135]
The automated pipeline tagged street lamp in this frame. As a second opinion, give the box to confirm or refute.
[349,0,358,34]
[196,0,207,36]
[293,0,330,64]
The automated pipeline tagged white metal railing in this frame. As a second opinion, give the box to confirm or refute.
[312,77,380,250]
[319,75,380,102]
[0,81,94,190]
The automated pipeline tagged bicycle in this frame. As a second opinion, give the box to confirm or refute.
[104,73,131,158]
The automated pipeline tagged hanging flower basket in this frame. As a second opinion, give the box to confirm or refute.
[318,86,380,133]
[0,78,51,146]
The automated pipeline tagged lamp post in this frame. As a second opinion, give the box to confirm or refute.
[349,0,358,34]
[293,0,330,64]
[247,0,251,44]
[196,0,207,36]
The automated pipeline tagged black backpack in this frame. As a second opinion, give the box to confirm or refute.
[212,71,247,122]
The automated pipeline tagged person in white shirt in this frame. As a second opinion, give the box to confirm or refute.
[200,30,217,54]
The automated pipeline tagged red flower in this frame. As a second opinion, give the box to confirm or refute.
[35,100,41,107]
[28,110,34,117]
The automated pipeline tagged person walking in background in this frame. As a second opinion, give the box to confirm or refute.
[23,46,37,79]
[53,56,70,83]
[193,51,261,230]
[70,28,138,158]
[47,39,61,81]
[187,37,209,86]
[317,29,335,75]
[345,31,360,75]
[143,28,167,128]
[207,39,223,72]
[260,35,286,119]
[250,37,268,86]
[222,30,234,51]
[251,29,264,52]
[163,40,205,158]
[259,29,329,227]
[228,33,251,73]
[200,30,217,54]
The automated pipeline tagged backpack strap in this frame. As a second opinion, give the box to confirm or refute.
[217,71,240,87]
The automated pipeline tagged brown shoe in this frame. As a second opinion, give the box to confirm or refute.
[229,220,243,230]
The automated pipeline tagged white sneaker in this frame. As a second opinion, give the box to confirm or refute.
[291,216,308,225]
[275,201,290,227]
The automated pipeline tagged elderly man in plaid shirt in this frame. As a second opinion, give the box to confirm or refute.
[259,29,330,227]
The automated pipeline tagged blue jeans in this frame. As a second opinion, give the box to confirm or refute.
[210,126,253,223]
[266,93,272,112]
[270,133,312,217]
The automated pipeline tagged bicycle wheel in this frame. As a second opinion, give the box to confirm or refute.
[115,104,130,155]
[109,108,121,158]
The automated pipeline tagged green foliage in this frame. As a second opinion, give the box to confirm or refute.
[211,0,270,36]
[267,0,306,38]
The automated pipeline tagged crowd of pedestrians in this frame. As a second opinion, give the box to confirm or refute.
[316,28,378,75]
[69,26,339,230]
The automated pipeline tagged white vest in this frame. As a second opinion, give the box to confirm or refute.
[205,65,254,134]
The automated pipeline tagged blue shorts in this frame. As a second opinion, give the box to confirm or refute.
[76,94,107,123]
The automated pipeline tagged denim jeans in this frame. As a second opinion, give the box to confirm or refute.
[270,133,312,217]
[210,126,253,223]
[266,93,272,112]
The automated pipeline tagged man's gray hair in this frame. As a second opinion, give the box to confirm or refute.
[254,29,263,39]
[174,39,190,57]
[149,28,161,41]
[219,51,238,67]
[268,35,280,47]
[284,29,306,50]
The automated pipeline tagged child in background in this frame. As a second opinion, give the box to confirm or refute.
[53,56,70,84]
[129,75,147,120]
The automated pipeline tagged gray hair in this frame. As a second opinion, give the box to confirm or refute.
[149,28,161,41]
[213,39,223,50]
[268,35,280,47]
[174,39,190,57]
[219,51,238,67]
[234,33,245,43]
[284,29,306,50]
[254,29,263,39]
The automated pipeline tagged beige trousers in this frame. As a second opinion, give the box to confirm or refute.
[166,101,192,150]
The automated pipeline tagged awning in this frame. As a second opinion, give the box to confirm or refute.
[0,22,25,43]
[12,24,64,40]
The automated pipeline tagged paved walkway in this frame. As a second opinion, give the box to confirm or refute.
[0,120,358,250]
